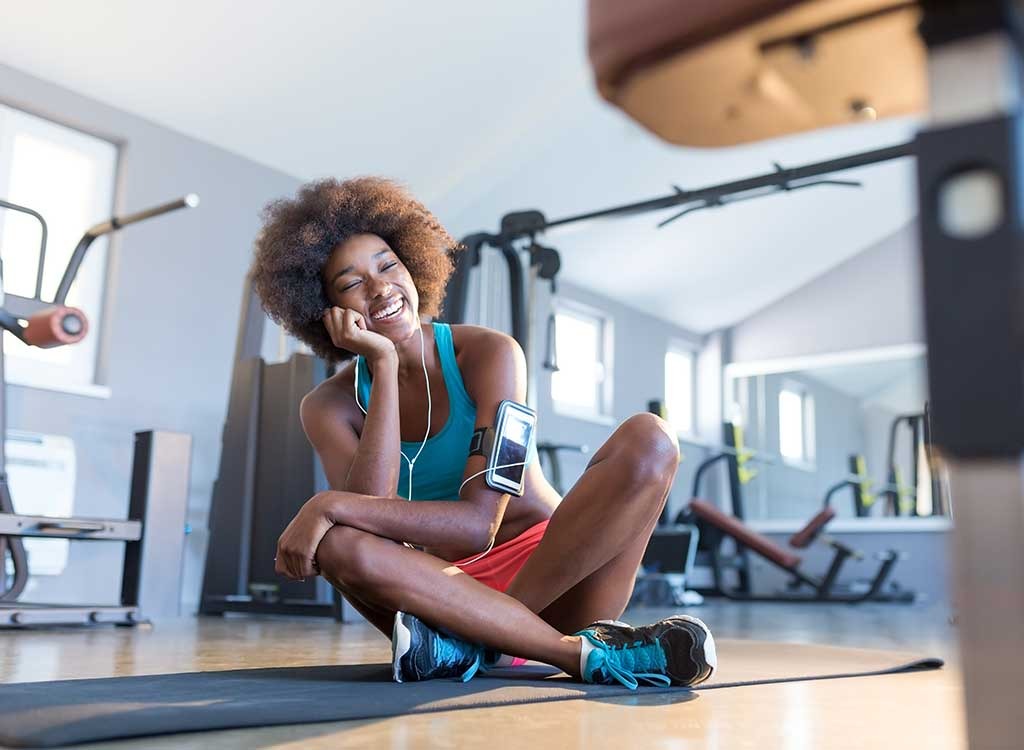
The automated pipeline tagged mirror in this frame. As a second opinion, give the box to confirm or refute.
[723,345,945,522]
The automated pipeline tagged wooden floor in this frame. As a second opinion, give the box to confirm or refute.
[0,601,964,749]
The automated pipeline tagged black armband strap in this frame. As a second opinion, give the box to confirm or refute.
[468,426,495,458]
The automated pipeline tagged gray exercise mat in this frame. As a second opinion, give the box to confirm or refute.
[0,656,943,748]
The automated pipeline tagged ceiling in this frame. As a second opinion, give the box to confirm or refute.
[0,0,920,333]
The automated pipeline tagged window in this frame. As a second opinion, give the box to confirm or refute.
[0,103,118,393]
[664,345,695,437]
[779,385,815,465]
[550,302,613,420]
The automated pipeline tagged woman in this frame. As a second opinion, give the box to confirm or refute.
[252,177,715,689]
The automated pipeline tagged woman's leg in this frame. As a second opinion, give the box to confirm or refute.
[317,412,676,669]
[504,413,679,633]
[315,526,584,677]
[331,581,395,637]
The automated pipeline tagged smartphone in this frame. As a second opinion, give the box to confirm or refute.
[485,400,537,497]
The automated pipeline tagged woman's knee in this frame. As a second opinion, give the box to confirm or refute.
[316,525,378,589]
[612,413,680,483]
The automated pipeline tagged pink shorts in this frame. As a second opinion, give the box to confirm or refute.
[454,520,549,592]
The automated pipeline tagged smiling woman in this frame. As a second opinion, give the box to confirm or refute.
[250,177,457,363]
[246,175,715,691]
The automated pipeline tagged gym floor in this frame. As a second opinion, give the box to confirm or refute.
[0,600,963,749]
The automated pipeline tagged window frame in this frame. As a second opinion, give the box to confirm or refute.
[550,298,615,424]
[0,100,122,398]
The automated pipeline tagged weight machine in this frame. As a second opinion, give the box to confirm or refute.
[0,195,197,626]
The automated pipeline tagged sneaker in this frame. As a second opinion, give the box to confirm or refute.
[391,611,485,683]
[574,615,716,690]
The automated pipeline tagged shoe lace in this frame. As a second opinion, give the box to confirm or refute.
[433,634,483,682]
[590,638,671,690]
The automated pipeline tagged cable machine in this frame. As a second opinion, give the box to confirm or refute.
[442,143,914,361]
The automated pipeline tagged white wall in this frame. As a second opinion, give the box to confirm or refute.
[729,221,924,363]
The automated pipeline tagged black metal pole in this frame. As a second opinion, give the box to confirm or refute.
[454,142,915,357]
[500,242,528,354]
[443,234,486,325]
[479,143,915,243]
[0,199,47,301]
[54,194,199,306]
[0,282,28,602]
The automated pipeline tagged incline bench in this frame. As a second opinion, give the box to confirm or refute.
[687,499,913,603]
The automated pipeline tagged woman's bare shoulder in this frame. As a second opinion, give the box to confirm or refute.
[449,324,520,364]
[301,359,363,433]
[448,324,525,404]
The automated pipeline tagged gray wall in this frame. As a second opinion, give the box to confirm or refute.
[0,64,301,612]
[729,221,924,363]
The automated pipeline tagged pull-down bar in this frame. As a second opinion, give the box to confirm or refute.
[446,141,917,348]
[472,142,913,246]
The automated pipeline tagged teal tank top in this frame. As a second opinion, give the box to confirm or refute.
[355,322,477,501]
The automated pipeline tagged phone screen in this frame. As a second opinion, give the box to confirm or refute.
[495,410,534,484]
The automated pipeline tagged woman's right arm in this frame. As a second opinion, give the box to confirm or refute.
[300,306,406,496]
[300,359,401,496]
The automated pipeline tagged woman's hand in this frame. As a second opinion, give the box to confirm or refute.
[274,494,336,580]
[323,307,397,364]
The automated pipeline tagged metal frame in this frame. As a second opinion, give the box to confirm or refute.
[443,143,916,357]
[635,523,700,607]
[883,411,940,516]
[0,430,190,628]
[699,521,907,604]
[442,146,917,476]
[679,420,916,604]
[200,291,348,621]
[0,195,197,626]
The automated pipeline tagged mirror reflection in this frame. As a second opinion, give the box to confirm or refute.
[723,347,945,521]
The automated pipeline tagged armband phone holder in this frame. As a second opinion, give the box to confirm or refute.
[467,400,536,497]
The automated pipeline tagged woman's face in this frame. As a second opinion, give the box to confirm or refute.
[322,233,421,339]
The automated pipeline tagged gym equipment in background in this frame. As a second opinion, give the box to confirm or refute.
[0,195,197,626]
[668,421,762,595]
[821,455,876,517]
[589,4,1023,743]
[201,275,348,621]
[633,523,702,608]
[883,405,944,517]
[828,407,945,518]
[442,147,906,363]
[674,421,915,603]
[535,441,588,496]
[684,498,913,603]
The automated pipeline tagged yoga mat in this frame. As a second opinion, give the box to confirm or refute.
[0,641,943,748]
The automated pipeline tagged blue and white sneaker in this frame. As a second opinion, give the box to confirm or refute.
[391,611,485,683]
[575,615,716,690]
